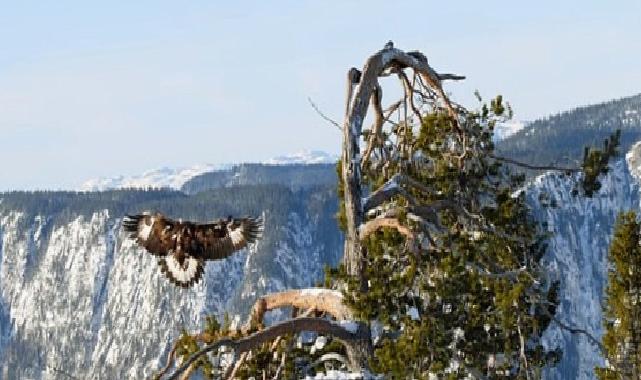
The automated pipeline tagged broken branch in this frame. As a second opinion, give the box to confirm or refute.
[247,288,351,331]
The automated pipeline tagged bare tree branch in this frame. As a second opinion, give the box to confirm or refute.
[489,154,580,172]
[178,363,198,380]
[225,351,247,380]
[247,289,351,331]
[359,217,415,243]
[361,86,387,172]
[549,313,605,353]
[438,73,466,81]
[153,341,180,380]
[363,174,427,212]
[396,69,422,122]
[154,332,217,380]
[517,316,532,380]
[272,350,287,380]
[164,318,369,380]
[308,97,341,130]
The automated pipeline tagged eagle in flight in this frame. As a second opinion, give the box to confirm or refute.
[123,212,264,288]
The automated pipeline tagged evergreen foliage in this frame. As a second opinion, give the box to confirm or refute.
[596,211,641,380]
[579,129,620,197]
[330,96,566,378]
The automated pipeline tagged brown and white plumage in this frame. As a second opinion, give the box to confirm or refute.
[122,212,263,288]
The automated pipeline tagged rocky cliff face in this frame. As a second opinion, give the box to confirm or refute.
[527,142,641,379]
[0,184,341,379]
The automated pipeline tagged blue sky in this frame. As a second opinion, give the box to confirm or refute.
[1,1,640,190]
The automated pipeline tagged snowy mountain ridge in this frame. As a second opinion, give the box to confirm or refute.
[263,150,338,165]
[79,150,338,191]
[79,163,230,191]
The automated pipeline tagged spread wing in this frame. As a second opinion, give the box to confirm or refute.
[122,213,263,288]
[122,213,176,256]
[191,216,264,260]
[158,256,204,288]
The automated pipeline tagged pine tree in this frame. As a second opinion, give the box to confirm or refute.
[331,94,562,379]
[596,211,641,380]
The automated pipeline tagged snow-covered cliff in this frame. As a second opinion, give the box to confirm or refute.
[2,142,641,379]
[0,185,342,379]
[527,142,641,379]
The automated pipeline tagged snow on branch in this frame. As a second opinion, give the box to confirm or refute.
[363,173,439,212]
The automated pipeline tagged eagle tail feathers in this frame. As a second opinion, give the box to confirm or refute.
[158,256,204,289]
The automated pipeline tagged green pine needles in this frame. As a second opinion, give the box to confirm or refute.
[596,211,641,380]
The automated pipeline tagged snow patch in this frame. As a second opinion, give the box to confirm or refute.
[407,306,420,321]
[263,150,338,165]
[493,120,527,141]
[80,163,229,191]
[626,141,641,182]
[336,320,359,334]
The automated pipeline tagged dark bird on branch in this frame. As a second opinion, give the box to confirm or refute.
[123,212,264,288]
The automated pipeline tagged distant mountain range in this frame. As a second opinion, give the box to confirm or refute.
[496,93,641,170]
[79,150,339,191]
[79,91,641,194]
[75,92,641,193]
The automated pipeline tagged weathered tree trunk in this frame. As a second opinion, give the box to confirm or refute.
[340,43,463,284]
[338,41,465,372]
[341,67,366,284]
